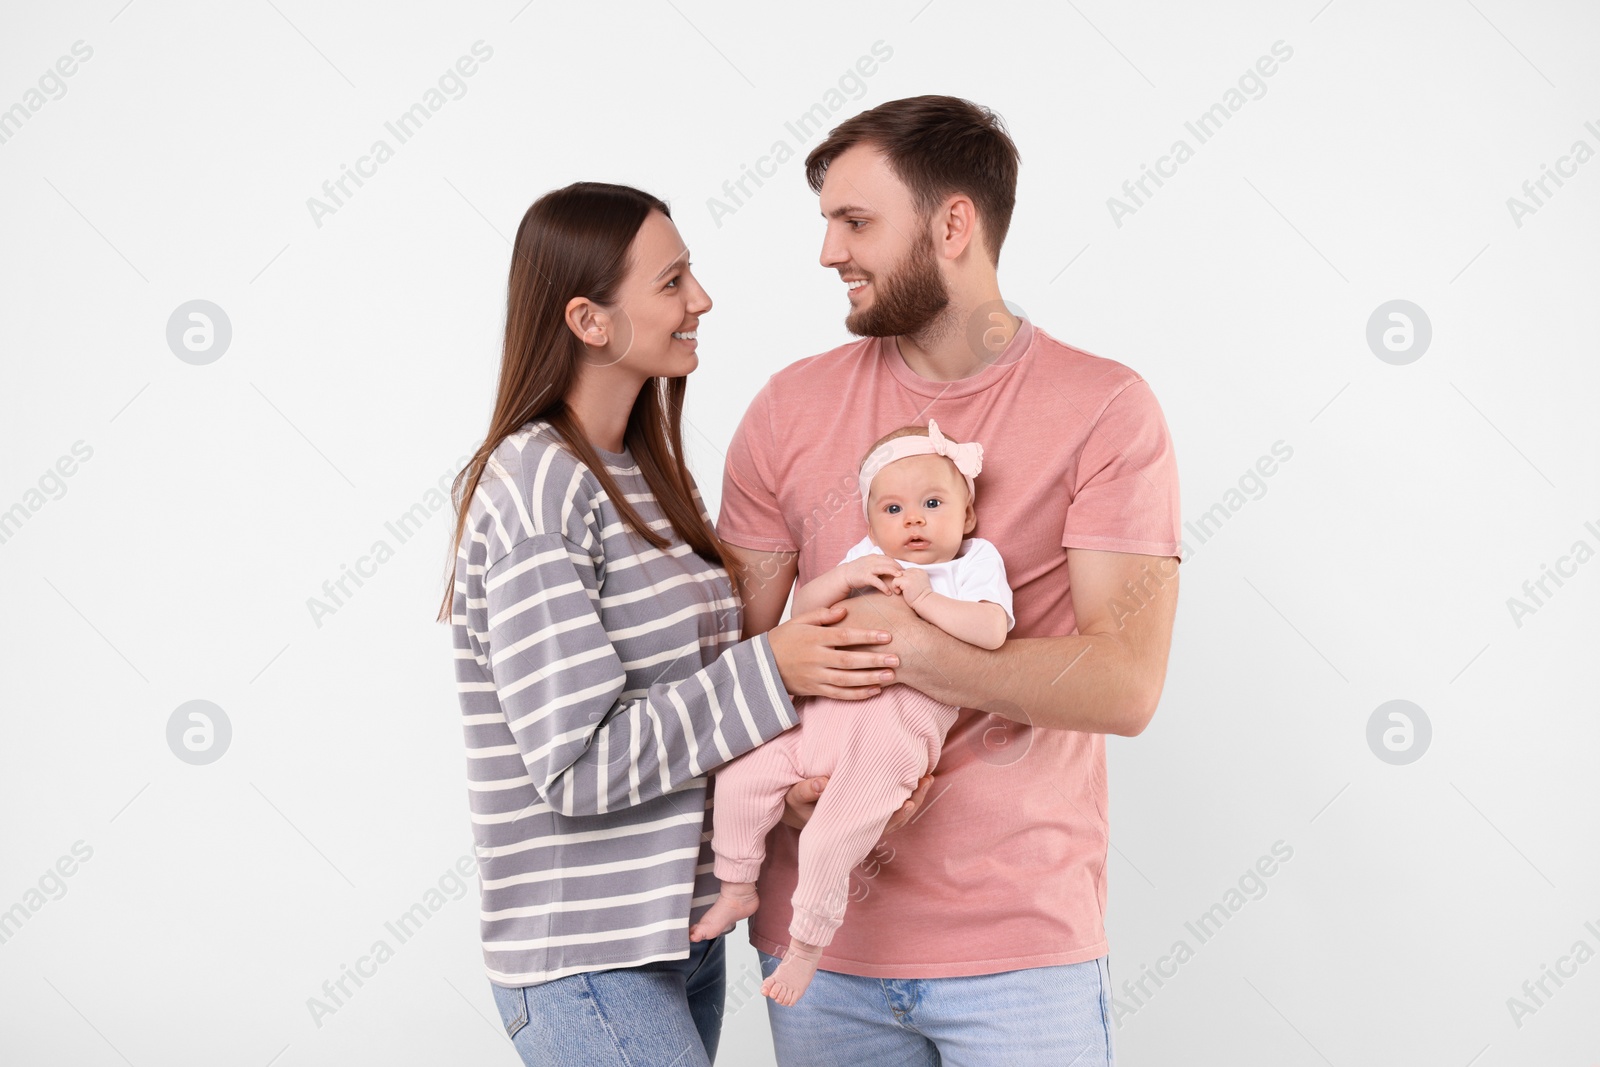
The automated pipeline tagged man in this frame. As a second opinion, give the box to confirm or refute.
[718,95,1181,1065]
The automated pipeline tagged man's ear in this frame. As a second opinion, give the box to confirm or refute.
[935,194,978,262]
[565,296,608,347]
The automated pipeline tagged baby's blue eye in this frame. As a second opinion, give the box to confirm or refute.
[885,504,900,514]
[925,498,942,509]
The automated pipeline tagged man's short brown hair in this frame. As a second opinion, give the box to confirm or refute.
[805,95,1020,266]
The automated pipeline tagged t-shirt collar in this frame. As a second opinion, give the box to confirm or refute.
[880,315,1035,399]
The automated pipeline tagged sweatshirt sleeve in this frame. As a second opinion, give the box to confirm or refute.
[469,531,799,818]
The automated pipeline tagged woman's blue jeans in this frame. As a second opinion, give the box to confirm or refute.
[489,934,726,1066]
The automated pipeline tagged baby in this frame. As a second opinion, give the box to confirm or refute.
[689,420,1014,1005]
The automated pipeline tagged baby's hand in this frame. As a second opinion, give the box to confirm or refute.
[839,554,903,594]
[891,568,932,602]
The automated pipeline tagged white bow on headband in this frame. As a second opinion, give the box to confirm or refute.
[857,420,985,519]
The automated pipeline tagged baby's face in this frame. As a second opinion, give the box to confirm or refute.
[865,454,976,564]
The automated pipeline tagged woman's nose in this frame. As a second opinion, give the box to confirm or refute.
[688,278,712,315]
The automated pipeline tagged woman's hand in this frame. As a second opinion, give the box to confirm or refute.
[781,774,936,834]
[766,605,900,700]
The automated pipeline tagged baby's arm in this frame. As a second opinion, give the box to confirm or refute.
[793,554,904,615]
[892,570,1008,650]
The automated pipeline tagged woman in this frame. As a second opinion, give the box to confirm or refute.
[437,182,901,1066]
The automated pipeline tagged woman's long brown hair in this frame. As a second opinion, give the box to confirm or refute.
[436,182,725,622]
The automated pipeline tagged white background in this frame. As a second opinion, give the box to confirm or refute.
[1,0,1596,1063]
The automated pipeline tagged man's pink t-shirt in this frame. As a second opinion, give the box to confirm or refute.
[717,317,1182,978]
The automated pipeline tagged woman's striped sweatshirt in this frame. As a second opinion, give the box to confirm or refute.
[450,420,797,987]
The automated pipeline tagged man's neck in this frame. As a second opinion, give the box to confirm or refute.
[893,289,1019,383]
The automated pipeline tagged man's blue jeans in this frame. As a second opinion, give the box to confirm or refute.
[757,949,1115,1066]
[489,934,726,1066]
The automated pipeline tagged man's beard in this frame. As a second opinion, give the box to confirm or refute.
[845,233,951,339]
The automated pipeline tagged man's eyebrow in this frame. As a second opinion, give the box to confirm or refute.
[652,248,690,282]
[821,204,875,220]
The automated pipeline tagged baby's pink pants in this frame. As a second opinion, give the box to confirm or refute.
[708,685,960,947]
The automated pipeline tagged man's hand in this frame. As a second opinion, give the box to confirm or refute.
[781,774,936,835]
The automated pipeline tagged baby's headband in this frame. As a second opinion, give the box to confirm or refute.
[857,420,984,519]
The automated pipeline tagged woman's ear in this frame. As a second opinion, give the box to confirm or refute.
[565,296,608,347]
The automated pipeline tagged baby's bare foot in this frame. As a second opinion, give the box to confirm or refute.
[761,938,824,1006]
[689,882,759,942]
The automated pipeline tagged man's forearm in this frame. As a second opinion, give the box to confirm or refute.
[838,594,1154,735]
[912,625,1153,734]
